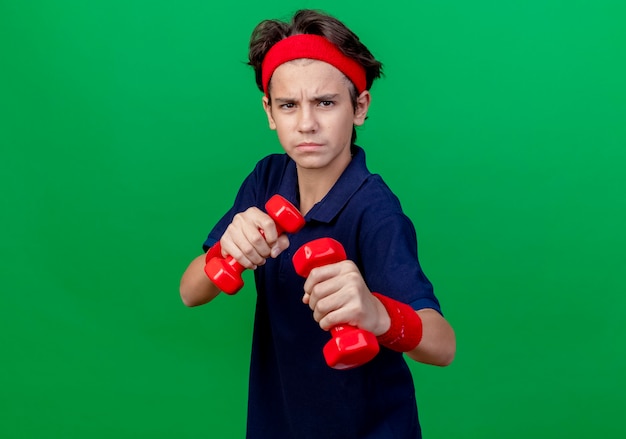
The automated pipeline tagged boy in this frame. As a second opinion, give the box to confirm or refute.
[180,9,455,439]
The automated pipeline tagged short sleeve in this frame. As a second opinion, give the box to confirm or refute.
[202,166,261,252]
[201,154,290,252]
[360,211,442,314]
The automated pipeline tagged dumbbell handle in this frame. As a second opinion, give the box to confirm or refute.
[208,221,287,287]
[292,238,380,369]
[205,195,305,294]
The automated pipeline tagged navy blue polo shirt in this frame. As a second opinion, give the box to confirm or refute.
[204,146,440,439]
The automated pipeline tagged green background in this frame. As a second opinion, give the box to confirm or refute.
[1,0,625,437]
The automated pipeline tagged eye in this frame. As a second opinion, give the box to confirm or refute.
[280,102,295,110]
[319,100,334,107]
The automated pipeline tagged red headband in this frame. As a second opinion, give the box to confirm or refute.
[261,34,367,96]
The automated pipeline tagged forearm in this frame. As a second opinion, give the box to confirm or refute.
[406,308,456,366]
[371,294,455,367]
[180,254,221,307]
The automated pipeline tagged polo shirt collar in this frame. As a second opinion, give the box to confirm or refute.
[278,145,371,224]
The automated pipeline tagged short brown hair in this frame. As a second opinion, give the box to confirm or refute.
[248,9,383,95]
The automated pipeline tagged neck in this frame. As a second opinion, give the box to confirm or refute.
[297,154,352,216]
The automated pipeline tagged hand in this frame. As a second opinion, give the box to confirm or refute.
[220,207,290,269]
[302,260,390,335]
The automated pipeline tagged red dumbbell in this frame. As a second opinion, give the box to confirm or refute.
[292,238,380,370]
[205,195,305,295]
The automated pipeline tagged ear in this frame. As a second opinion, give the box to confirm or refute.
[353,90,371,126]
[262,96,277,130]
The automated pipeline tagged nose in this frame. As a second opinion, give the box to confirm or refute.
[297,106,318,133]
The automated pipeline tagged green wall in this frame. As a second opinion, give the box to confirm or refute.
[1,1,625,437]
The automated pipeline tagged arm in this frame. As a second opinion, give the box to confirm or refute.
[302,261,456,367]
[407,308,455,366]
[180,253,221,307]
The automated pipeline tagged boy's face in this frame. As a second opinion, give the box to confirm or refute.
[263,59,370,175]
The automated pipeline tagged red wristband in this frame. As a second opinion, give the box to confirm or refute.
[204,241,223,264]
[372,293,423,352]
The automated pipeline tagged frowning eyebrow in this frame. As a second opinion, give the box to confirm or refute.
[314,94,340,101]
[274,93,340,104]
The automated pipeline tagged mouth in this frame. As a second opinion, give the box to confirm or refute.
[297,142,323,147]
